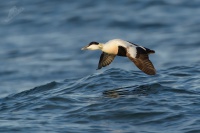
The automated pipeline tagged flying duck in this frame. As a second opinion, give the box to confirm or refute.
[81,39,156,75]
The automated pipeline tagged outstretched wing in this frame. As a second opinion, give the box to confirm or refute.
[127,47,156,75]
[97,52,116,69]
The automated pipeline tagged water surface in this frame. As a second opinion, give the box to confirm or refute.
[0,0,200,132]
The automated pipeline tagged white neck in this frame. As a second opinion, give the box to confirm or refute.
[101,43,118,55]
[98,43,104,50]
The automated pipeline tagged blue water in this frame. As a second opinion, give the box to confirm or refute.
[0,0,200,133]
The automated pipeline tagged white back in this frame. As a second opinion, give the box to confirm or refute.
[104,39,137,58]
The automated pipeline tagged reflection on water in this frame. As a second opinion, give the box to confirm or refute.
[103,83,161,98]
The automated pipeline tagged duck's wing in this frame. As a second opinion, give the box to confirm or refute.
[127,46,156,75]
[97,52,116,69]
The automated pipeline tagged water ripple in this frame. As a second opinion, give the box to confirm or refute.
[0,65,199,132]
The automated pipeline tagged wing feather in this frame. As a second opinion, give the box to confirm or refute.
[127,47,156,75]
[97,52,116,69]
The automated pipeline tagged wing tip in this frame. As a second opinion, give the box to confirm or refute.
[141,64,156,75]
[145,70,156,75]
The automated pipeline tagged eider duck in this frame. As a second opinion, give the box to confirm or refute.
[81,39,156,75]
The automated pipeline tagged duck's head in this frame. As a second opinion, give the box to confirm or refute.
[81,42,103,50]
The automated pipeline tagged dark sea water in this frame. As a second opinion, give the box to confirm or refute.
[0,0,200,133]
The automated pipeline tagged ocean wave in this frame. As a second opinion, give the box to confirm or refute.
[1,66,199,112]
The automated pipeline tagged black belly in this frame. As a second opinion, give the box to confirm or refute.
[117,46,127,56]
